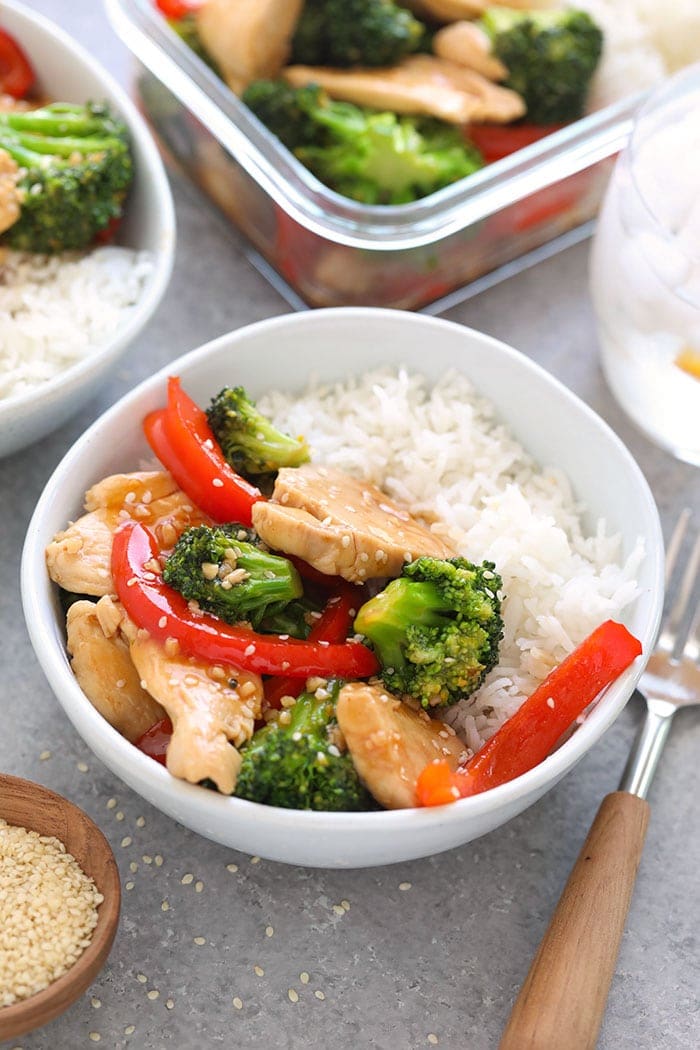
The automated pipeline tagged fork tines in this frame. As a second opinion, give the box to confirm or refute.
[660,509,700,663]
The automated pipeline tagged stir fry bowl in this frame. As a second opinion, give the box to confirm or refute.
[0,0,175,458]
[21,309,663,868]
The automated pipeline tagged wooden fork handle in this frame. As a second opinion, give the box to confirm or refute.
[499,791,650,1050]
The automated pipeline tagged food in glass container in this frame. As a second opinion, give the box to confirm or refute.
[46,368,644,811]
[155,0,604,204]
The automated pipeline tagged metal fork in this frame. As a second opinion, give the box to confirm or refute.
[501,510,700,1050]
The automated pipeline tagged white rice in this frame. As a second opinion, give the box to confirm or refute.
[259,368,644,754]
[0,246,153,401]
[574,0,700,110]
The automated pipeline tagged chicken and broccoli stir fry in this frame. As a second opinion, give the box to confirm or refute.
[47,379,642,811]
[158,0,603,204]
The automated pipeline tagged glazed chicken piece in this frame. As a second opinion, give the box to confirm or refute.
[284,55,525,125]
[66,598,166,742]
[125,623,263,795]
[433,22,507,81]
[0,149,21,236]
[405,0,553,20]
[336,682,466,809]
[46,471,210,597]
[196,0,304,94]
[251,464,453,583]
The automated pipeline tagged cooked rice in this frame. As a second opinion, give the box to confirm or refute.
[0,246,152,401]
[259,368,644,753]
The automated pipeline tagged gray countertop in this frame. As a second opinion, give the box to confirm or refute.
[2,3,699,1048]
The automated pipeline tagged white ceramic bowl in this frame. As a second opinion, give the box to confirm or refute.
[0,0,175,458]
[21,309,664,868]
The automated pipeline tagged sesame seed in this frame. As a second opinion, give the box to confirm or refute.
[124,1025,135,1036]
[129,862,138,873]
[115,679,126,689]
[161,900,170,912]
[107,798,117,809]
[147,989,159,1001]
[232,996,243,1010]
[288,989,299,1003]
[154,855,163,867]
[136,816,146,828]
[158,616,167,629]
[121,837,132,848]
[254,965,264,977]
[125,882,134,891]
[136,974,147,984]
[341,899,350,910]
[143,855,153,865]
[212,478,224,487]
[39,750,51,761]
[250,856,261,864]
[77,761,89,773]
[91,997,101,1009]
[181,873,194,884]
[332,905,345,916]
[115,811,125,822]
[314,990,325,1001]
[244,644,256,657]
[399,882,412,892]
[89,1033,101,1042]
[193,937,206,946]
[546,697,555,709]
[428,1035,439,1045]
[165,998,174,1010]
[300,972,310,984]
[226,863,238,873]
[195,880,204,892]
[265,925,274,937]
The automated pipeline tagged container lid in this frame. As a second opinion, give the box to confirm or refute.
[108,0,643,251]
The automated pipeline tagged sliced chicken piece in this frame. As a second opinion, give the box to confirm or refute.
[66,599,166,743]
[433,22,507,81]
[0,149,21,236]
[405,0,554,20]
[252,464,453,583]
[46,471,210,597]
[125,624,263,795]
[196,0,304,94]
[284,55,525,125]
[337,682,466,809]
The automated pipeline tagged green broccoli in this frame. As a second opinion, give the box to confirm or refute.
[291,0,425,68]
[162,524,302,629]
[242,82,484,205]
[354,556,504,709]
[235,682,372,810]
[479,8,603,125]
[0,102,134,253]
[206,386,310,478]
[257,595,321,639]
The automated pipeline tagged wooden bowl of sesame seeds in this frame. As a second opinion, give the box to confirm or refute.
[0,774,121,1040]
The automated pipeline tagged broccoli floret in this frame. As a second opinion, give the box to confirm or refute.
[354,557,504,709]
[0,102,134,253]
[291,0,425,68]
[257,596,321,639]
[243,82,484,205]
[235,682,373,810]
[162,524,302,629]
[206,386,310,478]
[479,8,603,125]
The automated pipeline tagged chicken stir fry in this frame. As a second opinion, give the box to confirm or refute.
[47,381,505,811]
[163,0,603,205]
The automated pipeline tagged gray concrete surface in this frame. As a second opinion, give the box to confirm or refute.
[1,2,699,1048]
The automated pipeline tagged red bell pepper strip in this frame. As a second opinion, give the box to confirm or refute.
[135,717,173,765]
[143,377,263,525]
[466,122,564,164]
[155,0,203,19]
[264,585,361,708]
[0,29,34,99]
[416,620,642,806]
[112,521,379,680]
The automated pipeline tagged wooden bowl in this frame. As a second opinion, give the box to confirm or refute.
[0,774,121,1040]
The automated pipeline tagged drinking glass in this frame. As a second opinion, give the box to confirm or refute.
[590,66,700,466]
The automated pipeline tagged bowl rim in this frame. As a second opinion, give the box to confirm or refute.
[21,308,664,835]
[0,773,121,1040]
[0,0,175,422]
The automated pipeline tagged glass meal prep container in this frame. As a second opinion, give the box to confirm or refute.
[107,0,643,311]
